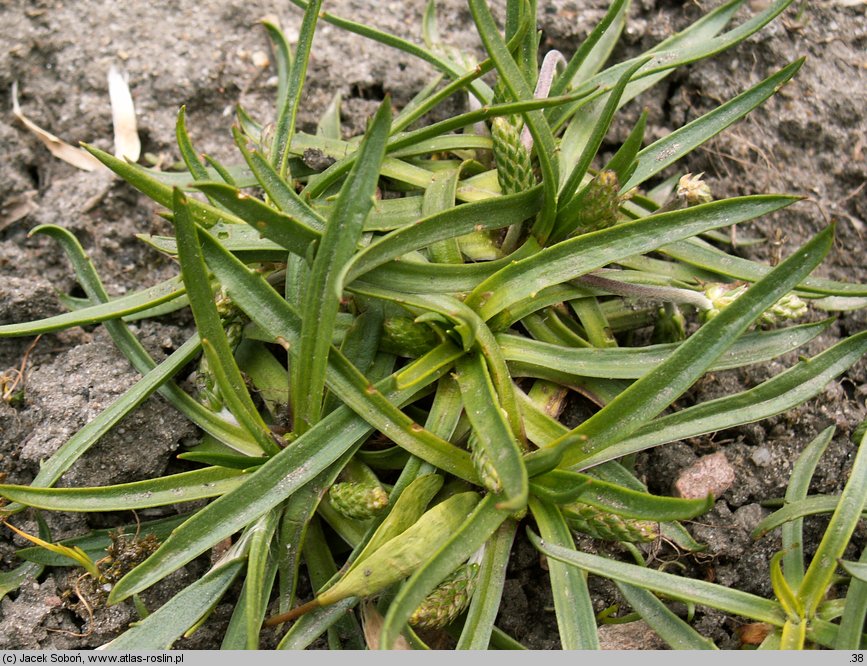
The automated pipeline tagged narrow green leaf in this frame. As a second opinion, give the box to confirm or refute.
[530,469,712,521]
[770,550,803,621]
[317,92,342,140]
[289,0,493,104]
[466,196,799,320]
[798,425,867,616]
[0,276,185,337]
[468,0,559,243]
[754,495,867,539]
[175,106,210,182]
[550,0,628,96]
[580,331,867,470]
[556,57,649,238]
[106,559,245,649]
[455,353,528,511]
[623,60,803,192]
[840,559,867,584]
[528,498,599,649]
[663,236,867,297]
[500,320,832,380]
[231,126,326,231]
[25,224,257,455]
[529,529,786,626]
[344,186,542,284]
[261,21,293,125]
[0,561,43,601]
[615,583,718,649]
[195,229,475,480]
[456,520,517,650]
[782,427,835,588]
[293,99,391,434]
[303,517,365,649]
[551,226,834,469]
[604,109,647,184]
[271,0,322,176]
[424,166,463,264]
[0,467,246,512]
[82,144,240,229]
[836,549,867,649]
[244,508,281,648]
[173,189,279,456]
[195,182,320,256]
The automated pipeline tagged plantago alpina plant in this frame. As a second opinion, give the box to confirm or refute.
[2,0,865,650]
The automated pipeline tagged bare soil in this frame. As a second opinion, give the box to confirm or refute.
[0,0,864,650]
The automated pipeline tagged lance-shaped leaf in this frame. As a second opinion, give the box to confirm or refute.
[455,353,528,511]
[500,320,831,380]
[622,59,803,192]
[231,126,325,231]
[554,57,650,240]
[360,238,542,295]
[798,424,867,616]
[837,549,867,649]
[465,195,799,321]
[0,561,43,601]
[173,189,279,456]
[106,336,465,603]
[662,236,867,297]
[0,467,246,512]
[468,0,559,243]
[546,225,834,469]
[576,331,867,470]
[456,520,517,649]
[289,0,493,104]
[194,182,320,255]
[19,224,258,465]
[106,558,246,649]
[0,276,186,337]
[352,284,524,441]
[82,144,240,229]
[270,0,322,176]
[529,529,785,626]
[343,186,542,284]
[293,99,391,434]
[753,495,867,539]
[781,427,835,589]
[615,582,718,650]
[528,498,599,649]
[194,229,475,480]
[529,469,713,521]
[3,334,202,510]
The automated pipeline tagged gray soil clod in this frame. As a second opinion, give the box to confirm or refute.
[1,0,865,649]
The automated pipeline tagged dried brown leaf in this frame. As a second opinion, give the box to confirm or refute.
[108,66,141,162]
[11,81,106,172]
[361,602,411,650]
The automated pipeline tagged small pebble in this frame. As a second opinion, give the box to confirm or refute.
[674,451,735,499]
[751,446,773,467]
[252,50,270,68]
